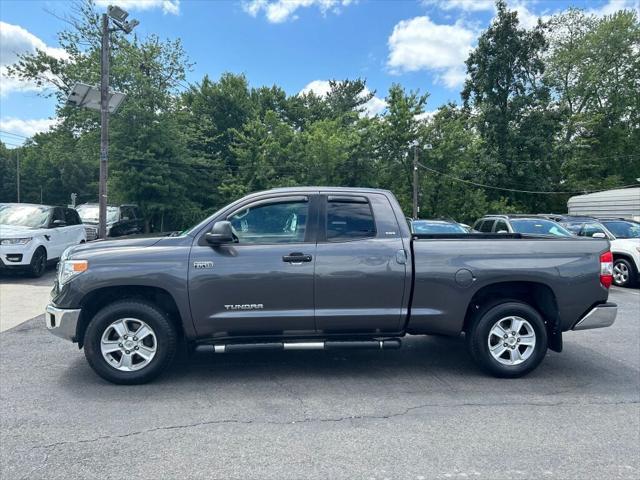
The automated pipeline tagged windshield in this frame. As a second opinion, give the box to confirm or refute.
[510,219,573,237]
[601,221,640,239]
[412,221,467,234]
[0,204,51,228]
[77,205,119,224]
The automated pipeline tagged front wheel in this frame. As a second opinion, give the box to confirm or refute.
[84,300,178,384]
[466,301,548,378]
[28,247,47,278]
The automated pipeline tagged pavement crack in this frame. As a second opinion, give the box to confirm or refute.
[27,398,639,452]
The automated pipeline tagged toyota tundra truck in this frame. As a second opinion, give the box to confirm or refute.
[45,187,617,384]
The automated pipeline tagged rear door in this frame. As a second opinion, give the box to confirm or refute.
[63,208,84,244]
[314,192,407,334]
[188,194,319,338]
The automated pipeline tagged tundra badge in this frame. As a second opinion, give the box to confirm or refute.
[193,261,214,269]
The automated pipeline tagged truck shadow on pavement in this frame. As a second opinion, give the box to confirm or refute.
[54,332,638,403]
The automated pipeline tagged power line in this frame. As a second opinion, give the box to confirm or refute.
[0,130,29,140]
[417,162,638,195]
[1,141,23,148]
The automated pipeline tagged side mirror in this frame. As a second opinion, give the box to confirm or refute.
[592,232,606,239]
[205,221,236,245]
[51,219,66,228]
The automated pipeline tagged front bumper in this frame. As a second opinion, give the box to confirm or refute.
[0,242,37,266]
[572,303,617,330]
[45,304,81,342]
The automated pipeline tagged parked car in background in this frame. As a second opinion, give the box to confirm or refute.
[410,219,469,234]
[560,218,640,287]
[0,203,86,277]
[77,203,144,240]
[473,215,574,237]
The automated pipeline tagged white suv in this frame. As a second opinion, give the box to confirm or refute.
[562,218,640,288]
[0,203,87,277]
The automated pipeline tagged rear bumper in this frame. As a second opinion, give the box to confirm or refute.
[45,304,81,342]
[572,303,617,331]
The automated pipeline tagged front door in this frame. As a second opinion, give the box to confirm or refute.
[314,193,407,334]
[189,195,318,339]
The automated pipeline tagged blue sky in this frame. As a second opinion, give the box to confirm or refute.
[0,0,637,147]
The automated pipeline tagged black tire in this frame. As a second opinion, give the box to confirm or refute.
[613,258,636,288]
[466,301,548,378]
[28,247,47,278]
[84,300,178,384]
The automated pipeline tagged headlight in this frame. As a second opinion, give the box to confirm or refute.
[58,259,88,286]
[0,237,32,246]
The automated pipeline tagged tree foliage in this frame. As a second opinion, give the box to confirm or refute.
[1,0,638,228]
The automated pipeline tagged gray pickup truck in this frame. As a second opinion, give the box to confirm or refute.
[45,187,617,384]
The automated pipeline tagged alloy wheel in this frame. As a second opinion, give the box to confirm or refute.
[487,316,536,366]
[100,318,157,371]
[613,262,629,285]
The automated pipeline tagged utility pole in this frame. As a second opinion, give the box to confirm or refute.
[98,13,110,240]
[412,142,419,219]
[16,149,20,203]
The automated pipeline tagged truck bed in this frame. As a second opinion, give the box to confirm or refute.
[408,235,610,335]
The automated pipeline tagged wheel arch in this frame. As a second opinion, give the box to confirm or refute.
[612,252,637,270]
[75,285,184,348]
[462,281,562,352]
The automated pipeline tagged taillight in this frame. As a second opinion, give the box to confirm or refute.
[600,251,613,288]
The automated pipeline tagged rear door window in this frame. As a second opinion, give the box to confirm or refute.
[64,208,80,225]
[581,223,607,238]
[493,219,509,233]
[326,197,376,241]
[479,219,495,232]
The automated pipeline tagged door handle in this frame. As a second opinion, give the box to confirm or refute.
[283,252,313,263]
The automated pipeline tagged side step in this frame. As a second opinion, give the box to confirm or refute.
[200,339,402,354]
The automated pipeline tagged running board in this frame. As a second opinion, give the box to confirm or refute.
[199,339,401,354]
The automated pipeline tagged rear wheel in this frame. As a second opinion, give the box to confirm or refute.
[613,258,636,287]
[84,300,177,384]
[28,247,47,278]
[466,301,548,378]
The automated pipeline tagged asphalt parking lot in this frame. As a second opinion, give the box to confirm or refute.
[0,273,638,479]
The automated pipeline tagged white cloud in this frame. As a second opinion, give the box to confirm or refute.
[0,21,67,65]
[362,95,387,117]
[242,0,353,23]
[589,0,639,16]
[510,1,545,29]
[299,79,387,117]
[94,0,180,15]
[387,16,475,89]
[0,22,68,98]
[0,117,57,140]
[300,79,332,96]
[422,0,494,12]
[507,0,638,30]
[415,110,436,122]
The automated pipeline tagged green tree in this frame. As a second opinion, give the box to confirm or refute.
[546,9,640,191]
[462,0,560,212]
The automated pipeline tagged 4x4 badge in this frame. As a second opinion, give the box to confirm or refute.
[193,261,214,269]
